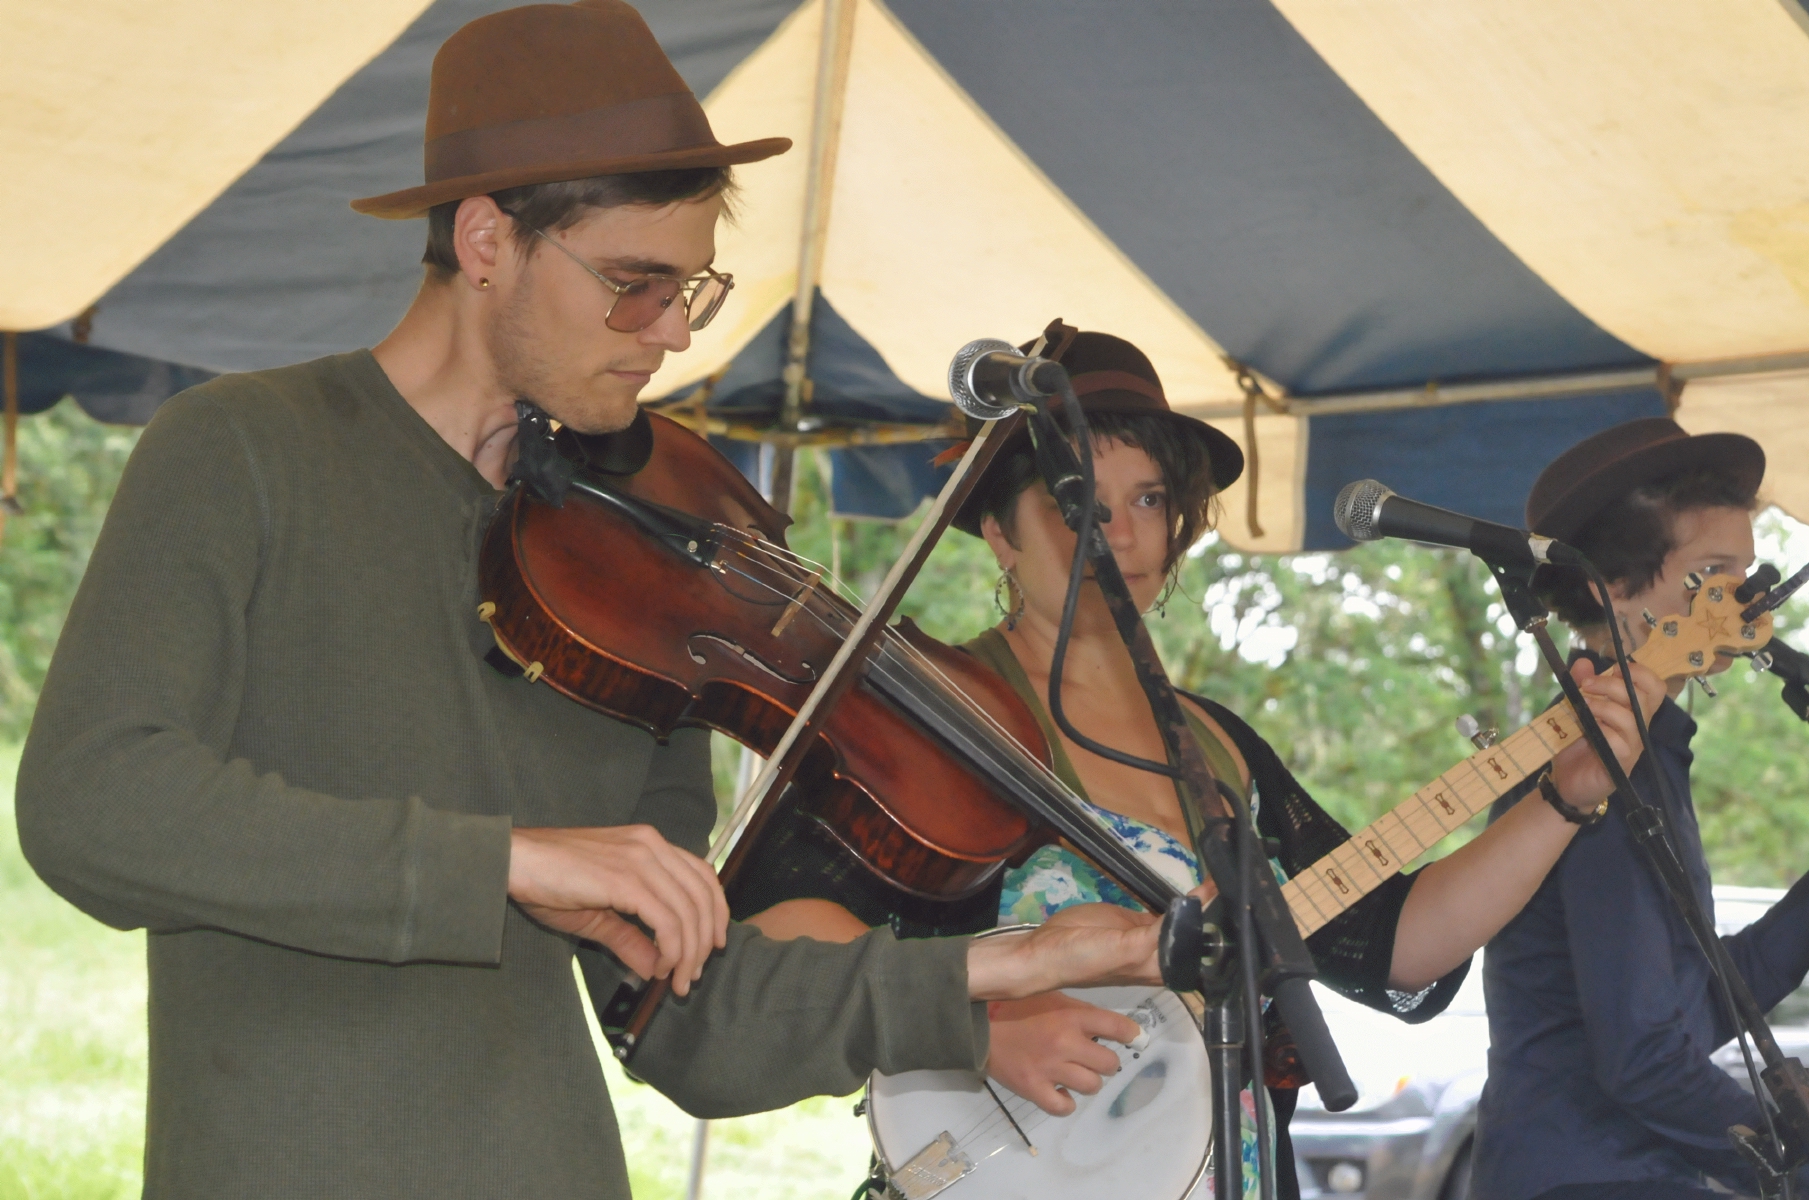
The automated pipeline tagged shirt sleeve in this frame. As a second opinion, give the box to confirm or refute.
[625,724,719,857]
[1720,870,1809,1017]
[578,924,989,1118]
[1199,696,1467,1022]
[1558,806,1764,1184]
[14,388,512,965]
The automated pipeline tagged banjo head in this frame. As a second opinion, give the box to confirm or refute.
[866,986,1210,1200]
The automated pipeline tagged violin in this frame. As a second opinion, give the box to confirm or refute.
[479,408,1067,920]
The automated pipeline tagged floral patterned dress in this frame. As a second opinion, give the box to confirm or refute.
[966,629,1275,1198]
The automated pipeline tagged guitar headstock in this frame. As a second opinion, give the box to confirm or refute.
[1632,572,1774,681]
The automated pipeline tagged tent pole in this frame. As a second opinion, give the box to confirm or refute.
[1,332,18,547]
[1176,347,1809,422]
[769,0,859,515]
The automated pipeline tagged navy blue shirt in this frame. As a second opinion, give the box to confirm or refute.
[1475,692,1809,1200]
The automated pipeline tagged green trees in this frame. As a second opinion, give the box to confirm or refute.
[0,401,140,739]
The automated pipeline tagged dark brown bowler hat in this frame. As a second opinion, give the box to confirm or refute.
[351,0,791,219]
[951,321,1245,536]
[1525,417,1765,544]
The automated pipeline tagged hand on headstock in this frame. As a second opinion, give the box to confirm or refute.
[1631,572,1776,683]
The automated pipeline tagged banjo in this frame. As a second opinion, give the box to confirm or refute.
[863,573,1773,1200]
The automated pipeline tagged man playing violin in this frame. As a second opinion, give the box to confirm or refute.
[12,6,1174,1198]
[1476,419,1809,1200]
[742,324,1666,1198]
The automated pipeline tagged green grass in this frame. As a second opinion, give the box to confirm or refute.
[0,747,872,1199]
[0,745,146,1200]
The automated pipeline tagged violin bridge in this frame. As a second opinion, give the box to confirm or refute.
[770,569,823,639]
[887,1131,974,1200]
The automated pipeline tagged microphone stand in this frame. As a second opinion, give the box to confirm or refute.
[1482,557,1809,1198]
[1003,363,1356,1200]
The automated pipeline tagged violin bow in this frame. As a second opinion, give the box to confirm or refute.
[610,409,1022,1059]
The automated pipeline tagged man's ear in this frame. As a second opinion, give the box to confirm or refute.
[452,196,507,289]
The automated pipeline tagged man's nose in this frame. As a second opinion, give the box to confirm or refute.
[641,299,691,353]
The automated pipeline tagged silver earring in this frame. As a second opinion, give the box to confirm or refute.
[994,570,1025,631]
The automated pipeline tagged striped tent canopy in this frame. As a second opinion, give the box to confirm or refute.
[8,0,1809,551]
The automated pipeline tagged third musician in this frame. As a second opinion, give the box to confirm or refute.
[1475,419,1809,1200]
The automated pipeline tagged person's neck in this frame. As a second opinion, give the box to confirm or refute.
[372,276,520,487]
[1004,607,1149,695]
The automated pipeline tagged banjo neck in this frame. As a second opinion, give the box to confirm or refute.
[1285,703,1581,937]
[1286,569,1773,938]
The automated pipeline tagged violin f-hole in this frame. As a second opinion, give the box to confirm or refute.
[687,633,818,686]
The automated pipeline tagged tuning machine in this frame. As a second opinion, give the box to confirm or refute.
[1455,713,1499,750]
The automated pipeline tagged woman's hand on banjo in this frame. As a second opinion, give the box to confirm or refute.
[985,992,1143,1115]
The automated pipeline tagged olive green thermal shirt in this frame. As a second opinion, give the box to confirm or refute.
[16,351,986,1199]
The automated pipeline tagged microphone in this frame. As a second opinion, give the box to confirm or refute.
[1333,479,1584,568]
[947,339,1067,420]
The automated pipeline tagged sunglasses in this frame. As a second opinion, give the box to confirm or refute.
[500,210,734,334]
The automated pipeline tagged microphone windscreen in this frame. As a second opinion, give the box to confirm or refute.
[1334,479,1392,542]
[947,339,1018,420]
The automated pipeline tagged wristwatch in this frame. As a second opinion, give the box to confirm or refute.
[1537,767,1609,826]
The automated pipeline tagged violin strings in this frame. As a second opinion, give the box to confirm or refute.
[707,541,1118,847]
[731,540,1063,780]
[710,541,1089,812]
[710,537,1057,777]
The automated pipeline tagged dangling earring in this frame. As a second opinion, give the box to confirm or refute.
[1155,572,1178,620]
[994,569,1025,631]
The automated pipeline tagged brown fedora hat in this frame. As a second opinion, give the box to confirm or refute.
[1525,416,1765,544]
[351,0,791,220]
[951,320,1245,536]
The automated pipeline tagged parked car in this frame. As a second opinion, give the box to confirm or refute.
[1289,885,1800,1199]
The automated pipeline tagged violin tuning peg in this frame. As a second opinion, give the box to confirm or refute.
[1642,609,1659,628]
[1684,572,1704,592]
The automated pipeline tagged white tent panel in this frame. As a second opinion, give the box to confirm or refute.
[1195,410,1307,555]
[1677,369,1809,526]
[644,0,821,396]
[1271,0,1809,362]
[2,0,435,331]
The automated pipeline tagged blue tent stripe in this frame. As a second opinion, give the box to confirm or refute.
[683,290,952,426]
[829,442,956,521]
[886,0,1650,396]
[1300,389,1671,550]
[13,332,215,424]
